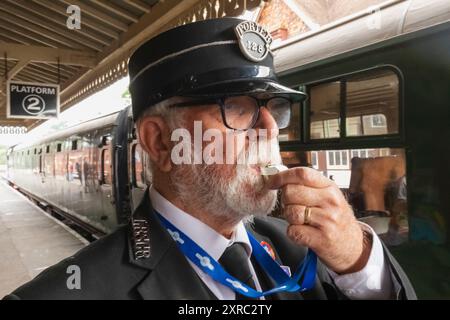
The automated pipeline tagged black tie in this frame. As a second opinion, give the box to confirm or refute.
[219,242,258,300]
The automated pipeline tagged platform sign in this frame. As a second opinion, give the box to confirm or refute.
[6,81,59,119]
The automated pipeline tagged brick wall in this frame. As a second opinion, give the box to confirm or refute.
[257,0,387,40]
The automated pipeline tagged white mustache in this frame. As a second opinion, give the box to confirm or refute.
[236,138,282,167]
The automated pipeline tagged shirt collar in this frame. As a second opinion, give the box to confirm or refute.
[149,186,252,261]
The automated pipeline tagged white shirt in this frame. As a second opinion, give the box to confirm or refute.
[149,187,393,300]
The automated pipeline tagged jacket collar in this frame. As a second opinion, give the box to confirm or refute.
[127,188,215,299]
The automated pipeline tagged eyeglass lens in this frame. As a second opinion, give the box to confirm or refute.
[222,96,291,130]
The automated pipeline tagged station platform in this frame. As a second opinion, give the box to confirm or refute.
[0,179,87,297]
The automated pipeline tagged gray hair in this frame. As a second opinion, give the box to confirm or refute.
[135,97,187,182]
[135,97,187,130]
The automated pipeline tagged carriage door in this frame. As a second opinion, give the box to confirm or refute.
[39,147,45,183]
[98,135,114,222]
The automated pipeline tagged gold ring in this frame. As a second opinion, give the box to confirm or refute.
[304,206,312,225]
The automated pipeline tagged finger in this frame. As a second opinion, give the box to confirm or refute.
[281,184,326,207]
[287,224,323,250]
[282,183,347,212]
[284,205,329,228]
[284,205,307,224]
[266,167,333,190]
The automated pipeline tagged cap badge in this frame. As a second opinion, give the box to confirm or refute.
[234,21,273,62]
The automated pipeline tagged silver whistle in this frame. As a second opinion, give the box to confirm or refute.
[260,164,289,176]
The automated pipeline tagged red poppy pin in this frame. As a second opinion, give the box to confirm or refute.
[260,241,276,260]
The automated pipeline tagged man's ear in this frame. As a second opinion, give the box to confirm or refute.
[137,116,172,172]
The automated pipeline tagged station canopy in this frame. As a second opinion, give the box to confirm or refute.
[0,0,267,130]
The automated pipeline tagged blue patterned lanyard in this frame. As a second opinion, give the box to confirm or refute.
[157,212,317,298]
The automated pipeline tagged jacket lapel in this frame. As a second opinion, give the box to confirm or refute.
[136,243,216,300]
[127,189,216,300]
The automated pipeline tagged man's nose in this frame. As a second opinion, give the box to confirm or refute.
[253,107,279,139]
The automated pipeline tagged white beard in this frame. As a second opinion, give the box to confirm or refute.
[170,138,282,224]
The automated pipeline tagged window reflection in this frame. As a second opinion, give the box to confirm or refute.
[102,148,112,185]
[133,143,146,189]
[278,102,301,142]
[310,81,340,139]
[346,69,399,136]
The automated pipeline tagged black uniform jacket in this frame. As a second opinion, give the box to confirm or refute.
[4,190,416,300]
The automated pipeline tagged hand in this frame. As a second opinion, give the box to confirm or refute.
[266,167,372,274]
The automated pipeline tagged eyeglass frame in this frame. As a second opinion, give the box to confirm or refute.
[169,95,293,131]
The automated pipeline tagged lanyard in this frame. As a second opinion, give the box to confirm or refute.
[157,212,317,298]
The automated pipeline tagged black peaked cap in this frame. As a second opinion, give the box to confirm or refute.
[128,17,306,121]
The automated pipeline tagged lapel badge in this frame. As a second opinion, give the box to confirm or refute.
[132,218,151,260]
[234,21,273,62]
[260,241,276,260]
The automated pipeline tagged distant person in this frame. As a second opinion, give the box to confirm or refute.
[75,162,82,185]
[83,157,91,192]
[397,176,407,201]
[387,175,408,245]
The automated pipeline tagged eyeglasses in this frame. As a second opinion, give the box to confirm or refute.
[170,95,292,130]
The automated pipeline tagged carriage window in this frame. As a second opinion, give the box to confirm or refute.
[308,68,400,139]
[57,143,62,152]
[279,102,301,142]
[346,69,399,136]
[72,140,78,151]
[101,148,112,185]
[132,144,146,189]
[46,145,50,153]
[309,81,340,139]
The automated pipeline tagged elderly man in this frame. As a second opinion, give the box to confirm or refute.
[4,18,415,300]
